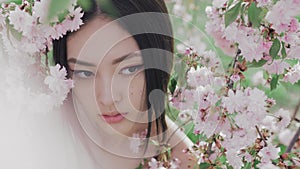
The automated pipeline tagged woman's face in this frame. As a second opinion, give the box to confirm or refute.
[67,16,149,140]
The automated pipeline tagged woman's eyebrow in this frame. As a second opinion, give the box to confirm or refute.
[112,51,141,65]
[67,58,96,67]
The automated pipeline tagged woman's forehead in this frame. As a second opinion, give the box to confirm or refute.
[67,16,140,63]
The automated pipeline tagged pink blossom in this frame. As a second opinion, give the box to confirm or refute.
[256,0,272,7]
[187,67,214,87]
[230,74,240,82]
[32,0,51,23]
[194,113,219,137]
[266,0,300,32]
[148,158,166,169]
[275,109,291,130]
[226,150,244,169]
[257,162,280,169]
[205,14,237,56]
[222,89,245,114]
[212,0,227,8]
[62,7,84,33]
[289,18,300,32]
[51,23,68,40]
[287,46,300,60]
[195,86,218,111]
[238,35,264,62]
[252,71,266,86]
[222,128,257,152]
[44,64,74,94]
[129,129,147,153]
[258,142,280,164]
[263,60,289,75]
[245,88,267,114]
[244,152,253,162]
[213,32,237,56]
[278,129,294,146]
[280,31,300,44]
[200,50,220,69]
[9,7,35,34]
[283,62,300,84]
[169,158,181,169]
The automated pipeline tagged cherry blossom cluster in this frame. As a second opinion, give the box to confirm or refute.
[167,0,300,168]
[0,0,83,106]
[171,48,298,168]
[205,0,300,85]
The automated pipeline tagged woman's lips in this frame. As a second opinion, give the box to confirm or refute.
[100,112,128,124]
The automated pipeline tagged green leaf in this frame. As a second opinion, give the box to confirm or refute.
[248,3,263,28]
[135,163,143,169]
[47,0,71,22]
[279,144,287,155]
[7,0,22,4]
[173,60,188,87]
[269,38,281,59]
[168,76,177,95]
[77,0,93,11]
[47,50,55,66]
[199,162,211,169]
[247,59,267,68]
[218,155,227,163]
[242,162,251,169]
[224,1,242,27]
[227,0,234,8]
[270,74,279,90]
[281,42,287,58]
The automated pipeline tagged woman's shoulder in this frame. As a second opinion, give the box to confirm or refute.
[166,117,198,169]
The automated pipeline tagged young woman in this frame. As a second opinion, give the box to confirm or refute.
[54,0,195,168]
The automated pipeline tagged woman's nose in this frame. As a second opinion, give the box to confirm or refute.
[95,75,121,107]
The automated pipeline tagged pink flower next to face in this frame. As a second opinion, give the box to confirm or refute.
[9,7,35,34]
[44,64,73,95]
[62,7,84,33]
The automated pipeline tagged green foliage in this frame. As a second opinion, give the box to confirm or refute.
[96,0,119,18]
[218,155,227,163]
[248,3,263,28]
[77,0,93,11]
[173,56,188,87]
[270,74,279,90]
[225,1,242,27]
[279,144,287,155]
[241,162,251,169]
[247,60,267,68]
[48,0,71,22]
[281,42,287,59]
[168,75,177,95]
[135,163,143,169]
[47,50,55,66]
[7,0,22,4]
[269,38,281,59]
[199,162,211,168]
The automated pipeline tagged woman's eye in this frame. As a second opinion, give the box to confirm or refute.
[119,65,143,75]
[73,70,95,79]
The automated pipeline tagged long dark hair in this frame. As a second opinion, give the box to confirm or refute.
[53,0,174,143]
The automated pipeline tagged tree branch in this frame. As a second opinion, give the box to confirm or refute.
[286,126,300,153]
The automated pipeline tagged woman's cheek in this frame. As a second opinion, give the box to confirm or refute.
[128,72,147,112]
